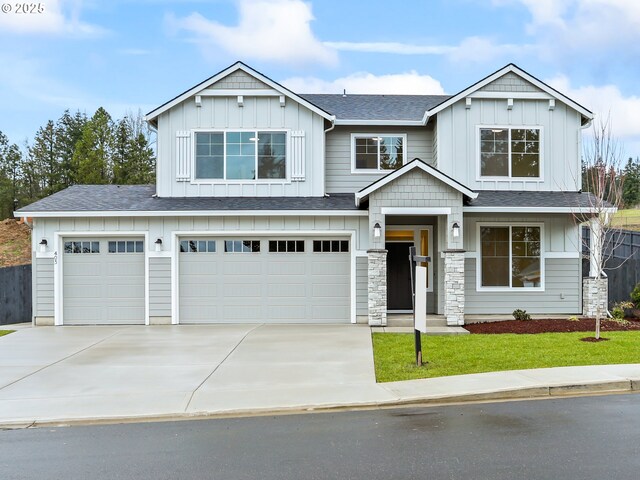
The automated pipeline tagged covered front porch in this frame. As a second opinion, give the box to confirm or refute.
[356,160,477,327]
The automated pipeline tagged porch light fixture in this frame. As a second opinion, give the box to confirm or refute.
[39,238,48,253]
[452,222,460,238]
[155,238,163,252]
[373,222,382,238]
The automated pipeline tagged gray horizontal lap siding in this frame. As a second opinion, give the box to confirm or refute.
[356,256,367,315]
[149,257,171,317]
[464,258,582,314]
[35,258,54,317]
[325,126,434,194]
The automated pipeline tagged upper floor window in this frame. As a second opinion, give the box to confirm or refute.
[479,128,540,178]
[195,131,286,181]
[352,134,405,172]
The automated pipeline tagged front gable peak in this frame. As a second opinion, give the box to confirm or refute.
[355,159,477,207]
[145,61,334,126]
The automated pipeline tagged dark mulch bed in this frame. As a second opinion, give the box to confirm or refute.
[465,318,640,334]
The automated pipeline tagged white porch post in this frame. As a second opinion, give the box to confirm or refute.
[589,217,602,278]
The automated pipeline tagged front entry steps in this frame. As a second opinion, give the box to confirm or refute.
[376,314,469,335]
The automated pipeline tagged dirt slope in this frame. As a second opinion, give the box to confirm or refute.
[0,218,32,267]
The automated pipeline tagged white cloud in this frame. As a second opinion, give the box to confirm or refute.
[168,0,337,67]
[547,74,640,154]
[0,0,106,36]
[281,71,445,95]
[324,36,536,65]
[497,0,640,54]
[324,41,455,56]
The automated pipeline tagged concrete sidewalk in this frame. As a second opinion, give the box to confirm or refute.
[0,324,638,427]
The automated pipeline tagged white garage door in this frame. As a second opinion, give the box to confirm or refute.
[63,238,145,325]
[179,237,350,323]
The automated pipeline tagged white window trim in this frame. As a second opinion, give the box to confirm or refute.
[475,222,545,292]
[190,128,291,184]
[476,125,544,182]
[350,133,408,174]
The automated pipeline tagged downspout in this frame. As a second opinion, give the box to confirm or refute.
[322,116,336,198]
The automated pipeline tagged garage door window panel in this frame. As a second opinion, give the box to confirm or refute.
[64,241,100,254]
[225,240,260,253]
[180,240,216,253]
[108,240,144,254]
[268,240,305,253]
[312,240,349,253]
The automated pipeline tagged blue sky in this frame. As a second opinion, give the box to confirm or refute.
[1,0,639,155]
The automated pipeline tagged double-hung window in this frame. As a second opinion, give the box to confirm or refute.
[479,128,540,178]
[480,225,542,289]
[352,134,405,171]
[195,131,287,180]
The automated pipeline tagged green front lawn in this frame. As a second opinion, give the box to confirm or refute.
[372,331,640,382]
[0,330,14,338]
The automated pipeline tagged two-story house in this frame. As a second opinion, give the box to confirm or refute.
[17,61,601,327]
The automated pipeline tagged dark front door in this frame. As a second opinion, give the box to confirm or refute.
[386,242,413,310]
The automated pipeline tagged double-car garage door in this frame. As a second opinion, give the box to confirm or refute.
[179,237,350,323]
[61,236,351,324]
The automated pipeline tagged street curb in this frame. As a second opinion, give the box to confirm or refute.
[0,380,637,430]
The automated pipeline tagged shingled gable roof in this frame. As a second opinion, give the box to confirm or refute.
[144,62,335,127]
[426,63,594,123]
[354,159,477,207]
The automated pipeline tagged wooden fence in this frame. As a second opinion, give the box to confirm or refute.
[0,264,32,325]
[583,228,640,306]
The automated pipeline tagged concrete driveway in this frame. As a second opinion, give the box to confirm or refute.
[0,324,394,424]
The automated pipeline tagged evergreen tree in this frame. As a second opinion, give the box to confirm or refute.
[30,120,60,195]
[56,109,87,187]
[112,112,155,184]
[622,156,640,208]
[72,107,114,184]
[0,132,24,218]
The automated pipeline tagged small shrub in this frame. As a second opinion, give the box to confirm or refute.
[611,301,633,320]
[512,309,531,321]
[631,284,640,308]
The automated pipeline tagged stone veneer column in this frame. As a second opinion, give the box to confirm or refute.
[367,249,387,326]
[583,277,608,317]
[443,249,465,326]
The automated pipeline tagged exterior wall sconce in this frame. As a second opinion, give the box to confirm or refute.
[155,238,163,252]
[39,238,48,253]
[373,222,382,238]
[452,222,460,238]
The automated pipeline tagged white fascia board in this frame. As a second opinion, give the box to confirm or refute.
[467,91,554,100]
[17,209,369,218]
[426,64,594,120]
[462,206,612,214]
[198,88,281,97]
[334,119,424,126]
[380,207,451,215]
[145,62,335,123]
[355,161,477,206]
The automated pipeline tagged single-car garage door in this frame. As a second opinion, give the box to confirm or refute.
[63,238,145,325]
[179,237,350,323]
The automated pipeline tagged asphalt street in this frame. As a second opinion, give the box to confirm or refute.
[1,393,639,480]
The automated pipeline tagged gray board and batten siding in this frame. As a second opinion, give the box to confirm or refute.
[436,95,583,192]
[155,81,327,198]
